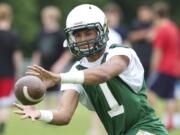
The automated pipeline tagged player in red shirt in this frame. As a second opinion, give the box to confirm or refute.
[147,2,180,130]
[0,3,23,134]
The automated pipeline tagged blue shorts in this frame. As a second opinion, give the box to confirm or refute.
[147,72,177,99]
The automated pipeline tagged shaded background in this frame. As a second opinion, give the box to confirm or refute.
[2,0,180,57]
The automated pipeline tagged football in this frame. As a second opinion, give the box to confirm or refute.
[14,75,46,105]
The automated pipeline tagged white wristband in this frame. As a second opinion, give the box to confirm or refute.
[39,110,53,123]
[60,71,84,84]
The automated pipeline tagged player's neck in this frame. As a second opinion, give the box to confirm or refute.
[43,24,60,33]
[155,18,169,26]
[86,49,105,62]
[0,21,11,31]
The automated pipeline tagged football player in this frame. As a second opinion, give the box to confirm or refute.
[14,4,168,135]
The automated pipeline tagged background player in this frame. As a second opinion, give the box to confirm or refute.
[147,2,180,130]
[0,3,23,134]
[32,6,72,109]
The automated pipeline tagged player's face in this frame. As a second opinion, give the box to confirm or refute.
[73,29,97,50]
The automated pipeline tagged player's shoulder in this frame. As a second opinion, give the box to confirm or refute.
[108,43,130,49]
[106,43,132,53]
[106,43,131,51]
[0,30,19,38]
[1,30,21,45]
[105,43,137,62]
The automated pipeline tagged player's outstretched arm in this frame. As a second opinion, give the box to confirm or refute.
[56,55,129,86]
[83,55,129,85]
[26,55,129,86]
[14,90,79,125]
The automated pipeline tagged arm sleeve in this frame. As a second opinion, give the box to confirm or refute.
[106,47,132,63]
[153,28,166,49]
[106,47,144,92]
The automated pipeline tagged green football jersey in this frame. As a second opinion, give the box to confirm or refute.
[75,45,168,135]
[61,45,168,135]
[76,66,168,135]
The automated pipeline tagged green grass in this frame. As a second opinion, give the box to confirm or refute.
[155,99,180,135]
[4,99,180,135]
[6,103,91,135]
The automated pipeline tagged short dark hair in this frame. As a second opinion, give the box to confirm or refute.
[152,2,170,18]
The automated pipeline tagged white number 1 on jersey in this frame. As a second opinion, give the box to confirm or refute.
[99,83,124,118]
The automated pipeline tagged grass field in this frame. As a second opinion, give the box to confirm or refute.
[6,103,92,135]
[4,98,180,135]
